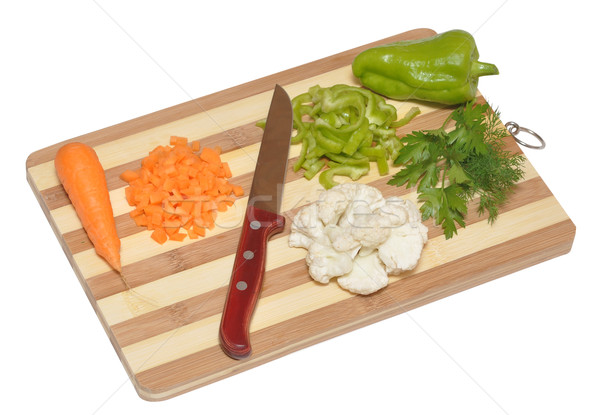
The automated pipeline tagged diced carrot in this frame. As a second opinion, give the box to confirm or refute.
[222,162,232,178]
[168,231,187,242]
[165,226,179,236]
[151,227,168,244]
[180,201,194,214]
[218,183,233,195]
[187,228,199,239]
[144,204,163,216]
[151,212,163,226]
[129,207,144,218]
[170,136,188,146]
[125,186,136,206]
[121,136,243,244]
[200,147,221,165]
[134,215,148,227]
[149,190,165,205]
[192,224,206,237]
[232,185,244,197]
[217,202,228,212]
[120,169,140,183]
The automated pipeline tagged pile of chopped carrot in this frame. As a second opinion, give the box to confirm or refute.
[120,136,244,244]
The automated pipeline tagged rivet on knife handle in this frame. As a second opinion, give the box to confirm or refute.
[219,205,285,359]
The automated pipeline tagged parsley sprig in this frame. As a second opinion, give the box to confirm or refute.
[388,101,525,239]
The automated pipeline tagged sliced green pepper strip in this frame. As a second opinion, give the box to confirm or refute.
[375,156,389,175]
[389,106,421,128]
[289,84,421,187]
[342,118,369,156]
[303,159,327,180]
[314,128,345,153]
[358,145,386,160]
[306,144,327,160]
[293,136,309,172]
[318,165,369,189]
[324,152,369,167]
[291,93,313,144]
[354,88,397,126]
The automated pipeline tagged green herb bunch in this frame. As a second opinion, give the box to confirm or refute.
[388,101,525,239]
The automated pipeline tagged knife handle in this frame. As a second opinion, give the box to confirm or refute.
[219,205,285,359]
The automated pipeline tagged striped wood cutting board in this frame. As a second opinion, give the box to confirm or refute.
[26,28,575,401]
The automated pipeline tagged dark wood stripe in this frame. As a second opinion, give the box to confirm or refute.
[133,218,575,396]
[25,28,436,169]
[110,176,550,347]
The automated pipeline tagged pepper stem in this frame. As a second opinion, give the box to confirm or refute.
[471,61,499,77]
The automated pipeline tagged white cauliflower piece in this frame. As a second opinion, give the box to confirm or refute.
[306,242,356,284]
[351,183,386,211]
[378,222,428,275]
[316,185,349,225]
[288,183,428,295]
[324,224,361,252]
[379,196,410,227]
[348,203,392,255]
[337,252,389,295]
[332,182,359,201]
[289,203,328,249]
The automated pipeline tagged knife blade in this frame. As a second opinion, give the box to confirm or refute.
[219,84,293,359]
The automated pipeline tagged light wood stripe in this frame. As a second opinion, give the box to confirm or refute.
[121,195,569,373]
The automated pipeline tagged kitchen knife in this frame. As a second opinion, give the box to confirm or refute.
[219,84,293,359]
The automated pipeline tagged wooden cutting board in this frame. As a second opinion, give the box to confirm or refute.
[26,28,575,401]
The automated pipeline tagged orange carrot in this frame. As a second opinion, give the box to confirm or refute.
[55,142,121,272]
[121,136,244,243]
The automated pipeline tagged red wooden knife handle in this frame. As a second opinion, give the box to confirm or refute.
[219,205,285,359]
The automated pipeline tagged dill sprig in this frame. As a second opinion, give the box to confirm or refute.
[388,100,525,239]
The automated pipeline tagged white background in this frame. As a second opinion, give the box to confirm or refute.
[3,1,598,414]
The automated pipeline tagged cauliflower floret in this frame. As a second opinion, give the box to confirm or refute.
[306,242,356,284]
[348,203,392,255]
[288,232,314,250]
[289,183,429,295]
[337,252,389,295]
[351,183,386,211]
[379,196,410,227]
[316,186,349,226]
[378,222,428,275]
[332,182,359,201]
[289,203,329,248]
[324,224,361,252]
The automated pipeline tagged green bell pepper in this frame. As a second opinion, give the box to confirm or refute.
[352,30,499,105]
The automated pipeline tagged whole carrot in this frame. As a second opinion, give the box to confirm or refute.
[55,142,121,272]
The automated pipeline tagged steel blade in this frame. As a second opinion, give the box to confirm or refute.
[248,84,293,214]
